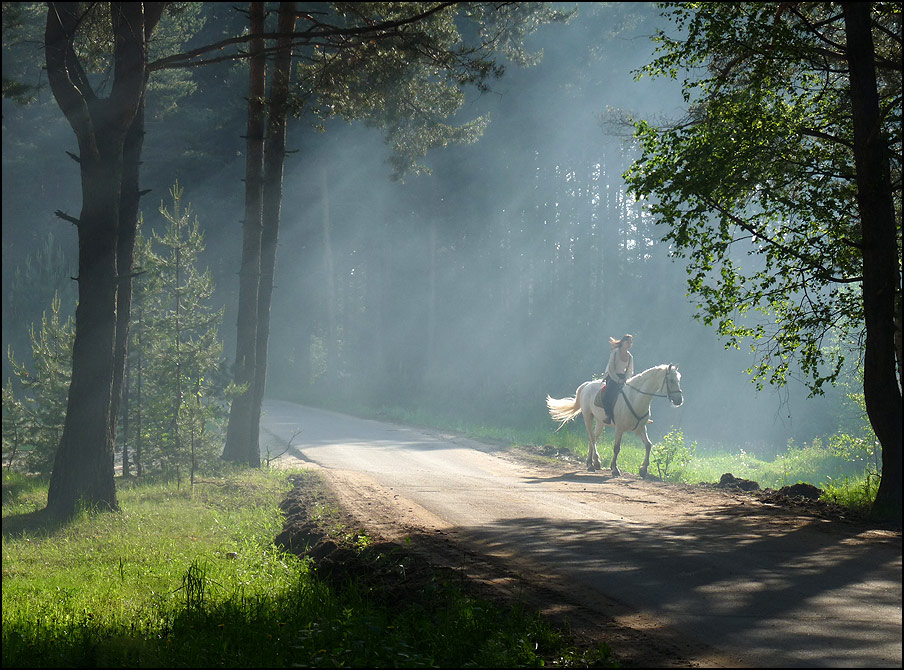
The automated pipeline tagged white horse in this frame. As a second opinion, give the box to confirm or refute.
[546,364,684,477]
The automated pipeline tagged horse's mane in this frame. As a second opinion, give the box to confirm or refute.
[626,363,672,385]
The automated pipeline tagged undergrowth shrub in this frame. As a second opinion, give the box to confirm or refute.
[650,429,696,482]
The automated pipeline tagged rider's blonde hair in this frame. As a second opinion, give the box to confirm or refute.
[609,333,633,349]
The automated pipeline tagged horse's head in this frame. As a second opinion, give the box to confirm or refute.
[665,364,683,406]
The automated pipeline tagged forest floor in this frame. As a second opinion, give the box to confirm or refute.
[271,443,900,668]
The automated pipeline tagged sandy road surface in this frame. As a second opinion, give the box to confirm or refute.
[260,399,902,668]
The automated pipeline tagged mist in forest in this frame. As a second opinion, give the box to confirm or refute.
[1,3,852,459]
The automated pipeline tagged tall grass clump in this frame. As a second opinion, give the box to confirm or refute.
[819,431,882,513]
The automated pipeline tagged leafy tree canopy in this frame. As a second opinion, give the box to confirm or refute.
[624,1,902,395]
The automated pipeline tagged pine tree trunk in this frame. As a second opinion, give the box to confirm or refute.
[47,129,122,515]
[321,167,339,386]
[427,219,437,368]
[44,2,163,517]
[248,1,298,465]
[121,351,131,478]
[135,300,144,478]
[223,1,266,465]
[843,2,902,521]
[110,103,145,445]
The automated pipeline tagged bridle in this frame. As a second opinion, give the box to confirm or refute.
[617,366,682,431]
[663,367,683,405]
[624,366,683,405]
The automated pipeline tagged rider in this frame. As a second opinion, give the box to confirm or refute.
[600,333,634,424]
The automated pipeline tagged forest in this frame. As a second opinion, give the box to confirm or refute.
[2,2,900,518]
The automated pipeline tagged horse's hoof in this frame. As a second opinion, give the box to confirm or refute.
[639,467,648,479]
[611,467,621,477]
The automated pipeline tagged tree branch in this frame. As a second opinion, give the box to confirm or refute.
[701,196,862,284]
[54,210,79,226]
[148,1,457,72]
[799,126,855,150]
[45,2,96,154]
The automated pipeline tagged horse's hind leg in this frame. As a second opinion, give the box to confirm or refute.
[591,420,604,470]
[583,409,602,471]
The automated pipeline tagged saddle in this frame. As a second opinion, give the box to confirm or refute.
[594,382,607,408]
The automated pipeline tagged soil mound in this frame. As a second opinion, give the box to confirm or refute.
[775,482,823,500]
[716,472,761,491]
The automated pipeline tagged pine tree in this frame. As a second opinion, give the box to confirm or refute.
[132,182,229,484]
[2,186,231,482]
[5,293,75,474]
[2,379,27,471]
[120,222,155,478]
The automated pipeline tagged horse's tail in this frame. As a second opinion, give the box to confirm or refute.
[546,381,590,431]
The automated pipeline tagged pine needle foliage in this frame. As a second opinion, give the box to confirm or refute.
[3,293,74,474]
[128,182,231,483]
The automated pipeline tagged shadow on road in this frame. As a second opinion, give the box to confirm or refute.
[448,505,901,667]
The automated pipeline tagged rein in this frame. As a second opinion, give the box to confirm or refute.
[625,368,681,400]
[618,389,650,431]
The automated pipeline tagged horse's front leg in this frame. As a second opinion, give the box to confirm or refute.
[583,411,601,471]
[609,430,623,477]
[638,430,653,479]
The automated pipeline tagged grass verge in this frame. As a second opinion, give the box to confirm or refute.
[2,468,615,668]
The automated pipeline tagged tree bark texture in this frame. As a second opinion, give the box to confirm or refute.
[247,1,298,465]
[47,119,122,516]
[223,1,267,465]
[842,2,902,521]
[110,101,146,444]
[44,2,163,517]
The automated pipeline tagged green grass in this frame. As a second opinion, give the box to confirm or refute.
[567,430,879,512]
[2,469,615,668]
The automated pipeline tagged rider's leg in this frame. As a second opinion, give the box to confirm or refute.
[602,385,615,423]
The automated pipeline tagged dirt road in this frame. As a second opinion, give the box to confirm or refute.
[260,399,902,668]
